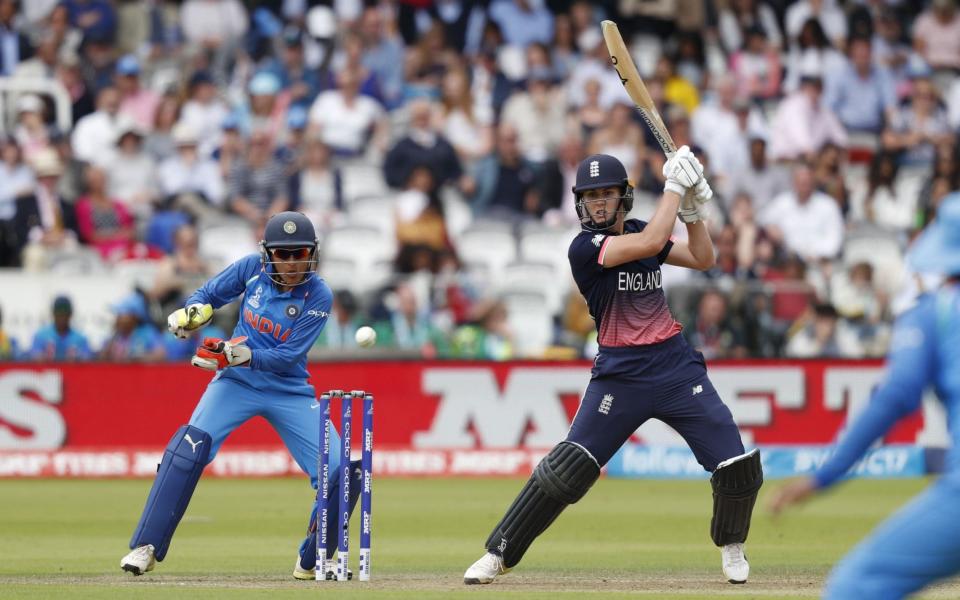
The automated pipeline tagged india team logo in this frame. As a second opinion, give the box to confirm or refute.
[283,220,297,234]
[589,160,600,177]
[285,304,300,318]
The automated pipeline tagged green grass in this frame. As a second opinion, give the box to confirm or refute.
[0,477,954,598]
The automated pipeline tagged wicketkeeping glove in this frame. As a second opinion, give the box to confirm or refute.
[167,303,214,339]
[662,145,704,196]
[191,336,252,371]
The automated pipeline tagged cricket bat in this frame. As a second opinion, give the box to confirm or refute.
[601,20,677,157]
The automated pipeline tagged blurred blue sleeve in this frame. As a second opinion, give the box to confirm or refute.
[185,255,260,309]
[250,286,331,373]
[813,298,938,489]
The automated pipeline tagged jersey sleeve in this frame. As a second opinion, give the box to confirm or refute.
[568,232,607,282]
[657,239,674,264]
[249,283,332,374]
[185,254,261,309]
[813,298,937,489]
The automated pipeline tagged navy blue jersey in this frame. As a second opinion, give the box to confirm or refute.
[568,219,681,347]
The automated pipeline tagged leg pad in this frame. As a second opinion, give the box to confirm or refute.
[484,442,600,567]
[710,448,763,546]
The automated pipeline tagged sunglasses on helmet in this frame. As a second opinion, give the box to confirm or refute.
[271,247,311,261]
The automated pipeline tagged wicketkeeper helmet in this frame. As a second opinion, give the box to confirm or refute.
[259,211,319,286]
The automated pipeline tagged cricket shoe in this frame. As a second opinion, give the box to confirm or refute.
[292,556,352,580]
[721,543,749,583]
[120,544,156,576]
[463,551,511,585]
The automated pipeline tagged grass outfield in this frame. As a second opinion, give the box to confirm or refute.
[1,477,958,599]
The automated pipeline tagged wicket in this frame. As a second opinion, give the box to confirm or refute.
[316,389,373,582]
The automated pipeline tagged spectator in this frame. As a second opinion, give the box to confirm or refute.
[274,105,308,174]
[501,67,567,164]
[62,0,117,43]
[684,289,747,359]
[214,115,244,178]
[540,133,587,226]
[99,293,165,363]
[761,164,844,260]
[785,0,847,51]
[912,0,960,72]
[330,30,384,104]
[143,92,182,161]
[11,30,58,82]
[448,297,513,359]
[267,26,322,109]
[729,26,783,102]
[725,136,790,213]
[691,76,761,189]
[71,86,120,164]
[588,101,645,177]
[831,262,888,325]
[783,18,846,93]
[765,253,816,329]
[358,5,405,108]
[718,0,783,56]
[384,99,465,192]
[0,138,37,214]
[13,95,51,162]
[56,52,95,125]
[872,9,915,97]
[157,123,226,211]
[881,70,953,166]
[106,121,158,221]
[75,165,136,260]
[849,151,915,231]
[179,71,229,158]
[703,224,755,282]
[654,55,699,114]
[823,37,897,134]
[240,72,288,142]
[811,142,849,215]
[149,224,211,316]
[17,149,79,271]
[949,76,960,132]
[438,66,494,166]
[226,128,289,226]
[308,67,387,157]
[0,305,18,360]
[488,0,554,49]
[0,0,31,77]
[471,123,539,219]
[179,0,247,51]
[372,281,442,355]
[44,3,82,58]
[114,55,160,132]
[289,136,343,231]
[396,167,448,253]
[918,142,960,223]
[769,74,847,162]
[28,295,92,361]
[315,289,363,349]
[785,302,862,358]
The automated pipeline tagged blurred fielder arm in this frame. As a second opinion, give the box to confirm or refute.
[812,300,937,490]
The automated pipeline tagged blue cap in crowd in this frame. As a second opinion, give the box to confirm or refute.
[248,72,281,96]
[116,54,140,76]
[111,294,149,321]
[287,105,308,130]
[221,112,241,131]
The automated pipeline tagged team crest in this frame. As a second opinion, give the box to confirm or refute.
[598,393,614,415]
[589,160,600,177]
[286,304,301,318]
[591,234,606,247]
[283,220,297,234]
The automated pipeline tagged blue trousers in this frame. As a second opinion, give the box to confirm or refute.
[567,335,744,470]
[824,478,960,600]
[189,375,341,488]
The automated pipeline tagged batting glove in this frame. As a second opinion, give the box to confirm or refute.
[678,189,702,223]
[662,145,704,196]
[167,303,214,339]
[191,336,252,371]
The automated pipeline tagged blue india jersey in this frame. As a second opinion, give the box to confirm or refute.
[29,326,93,361]
[814,283,960,488]
[568,219,681,348]
[185,254,332,393]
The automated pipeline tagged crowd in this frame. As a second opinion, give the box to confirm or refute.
[0,0,958,362]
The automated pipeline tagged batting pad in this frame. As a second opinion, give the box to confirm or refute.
[710,448,763,546]
[129,425,211,561]
[485,441,600,567]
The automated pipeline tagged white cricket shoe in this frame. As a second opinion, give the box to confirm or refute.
[293,556,351,580]
[721,543,749,583]
[120,544,156,576]
[463,552,511,585]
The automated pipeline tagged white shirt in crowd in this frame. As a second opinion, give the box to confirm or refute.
[158,154,225,206]
[71,111,119,164]
[760,189,844,259]
[768,91,847,161]
[308,91,383,153]
[107,151,158,218]
[785,0,848,47]
[180,0,249,47]
[180,100,230,157]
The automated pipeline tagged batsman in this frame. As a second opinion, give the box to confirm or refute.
[464,148,762,585]
[120,211,360,579]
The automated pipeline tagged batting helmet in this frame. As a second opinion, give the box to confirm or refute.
[572,154,634,231]
[259,211,319,286]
